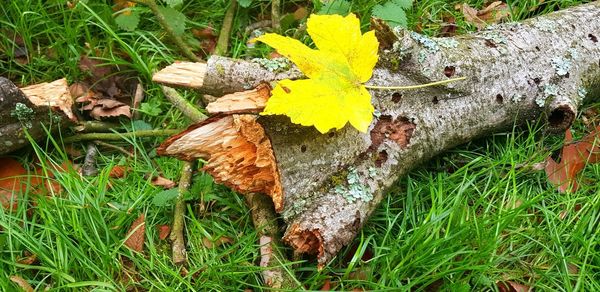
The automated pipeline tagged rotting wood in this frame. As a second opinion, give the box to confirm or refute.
[155,2,600,267]
[0,77,74,155]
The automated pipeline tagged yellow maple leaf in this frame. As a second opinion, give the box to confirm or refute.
[256,13,379,133]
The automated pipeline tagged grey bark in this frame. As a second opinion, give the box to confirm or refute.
[0,78,67,155]
[173,2,600,266]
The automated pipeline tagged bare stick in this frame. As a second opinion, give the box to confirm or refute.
[161,86,208,122]
[62,129,180,144]
[131,0,201,62]
[214,0,237,56]
[271,0,281,31]
[171,161,194,265]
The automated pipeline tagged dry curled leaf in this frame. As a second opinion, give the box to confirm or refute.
[202,236,233,248]
[125,214,145,253]
[151,176,177,189]
[497,280,531,292]
[9,275,34,292]
[457,1,511,30]
[109,165,127,178]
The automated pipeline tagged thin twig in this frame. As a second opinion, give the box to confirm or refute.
[131,0,201,62]
[94,140,134,158]
[132,83,145,120]
[364,76,467,90]
[73,121,121,132]
[271,0,281,32]
[171,161,194,265]
[62,129,181,144]
[161,86,208,122]
[214,0,238,56]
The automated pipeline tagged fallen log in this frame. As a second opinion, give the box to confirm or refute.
[0,78,74,155]
[155,2,600,267]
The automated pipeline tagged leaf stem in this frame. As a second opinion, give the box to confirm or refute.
[364,76,466,90]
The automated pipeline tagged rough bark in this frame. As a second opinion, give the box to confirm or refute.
[0,78,73,155]
[155,2,600,267]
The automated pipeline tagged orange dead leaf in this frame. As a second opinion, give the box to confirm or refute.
[109,165,127,178]
[125,214,146,253]
[9,275,34,292]
[113,0,136,15]
[0,157,27,211]
[157,224,171,240]
[545,127,600,193]
[320,279,331,291]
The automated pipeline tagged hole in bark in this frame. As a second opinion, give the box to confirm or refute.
[328,132,335,138]
[443,66,455,77]
[589,34,598,43]
[375,150,388,167]
[300,145,307,153]
[533,77,541,85]
[496,94,503,104]
[484,39,497,48]
[548,105,575,130]
[369,116,416,150]
[284,225,324,257]
[535,46,540,51]
[392,92,402,103]
[432,96,439,104]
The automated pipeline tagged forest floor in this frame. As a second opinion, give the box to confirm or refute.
[0,0,598,290]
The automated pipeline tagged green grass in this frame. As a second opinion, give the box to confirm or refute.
[1,0,599,290]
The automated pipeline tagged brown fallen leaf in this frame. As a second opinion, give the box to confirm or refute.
[456,1,511,30]
[320,279,331,291]
[545,127,600,192]
[113,0,136,15]
[125,214,146,253]
[497,280,531,292]
[16,252,38,265]
[439,15,458,37]
[151,176,177,189]
[109,165,127,178]
[0,157,27,211]
[202,236,233,248]
[9,275,34,292]
[157,224,171,240]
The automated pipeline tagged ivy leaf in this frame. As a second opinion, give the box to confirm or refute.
[372,0,413,28]
[157,6,186,36]
[317,0,351,16]
[238,0,253,8]
[115,11,140,31]
[256,13,379,133]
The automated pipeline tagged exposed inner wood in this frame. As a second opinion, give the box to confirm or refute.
[157,114,283,211]
[20,78,75,121]
[206,83,271,114]
[152,61,207,89]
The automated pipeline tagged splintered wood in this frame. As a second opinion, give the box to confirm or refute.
[157,114,283,211]
[20,78,75,121]
[206,83,271,114]
[152,62,207,88]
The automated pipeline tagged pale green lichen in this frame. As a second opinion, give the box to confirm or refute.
[11,103,34,128]
[533,19,556,32]
[251,57,291,73]
[410,32,439,53]
[417,50,427,63]
[436,38,459,49]
[510,94,524,103]
[281,198,307,221]
[538,84,559,107]
[568,48,579,60]
[577,87,587,101]
[481,31,507,45]
[551,57,571,76]
[334,168,373,203]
